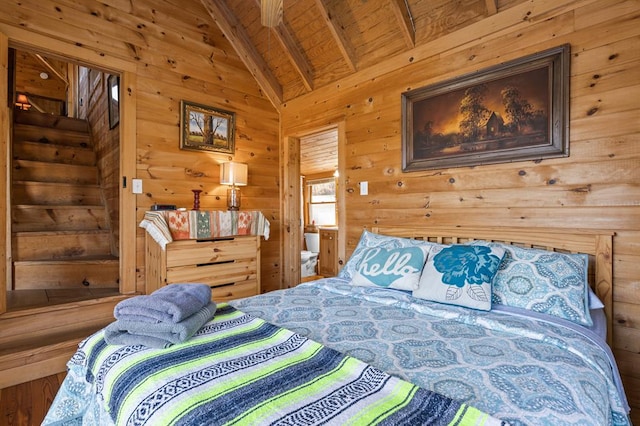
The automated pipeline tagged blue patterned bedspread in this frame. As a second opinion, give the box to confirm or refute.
[231,278,630,426]
[43,304,505,426]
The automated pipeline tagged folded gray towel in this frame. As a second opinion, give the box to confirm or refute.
[105,302,217,349]
[114,283,212,323]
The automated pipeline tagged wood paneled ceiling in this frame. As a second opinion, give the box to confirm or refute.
[300,129,338,177]
[200,0,513,106]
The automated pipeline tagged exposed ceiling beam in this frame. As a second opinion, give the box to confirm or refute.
[389,0,415,49]
[313,0,357,72]
[200,0,283,106]
[485,0,498,15]
[253,0,314,92]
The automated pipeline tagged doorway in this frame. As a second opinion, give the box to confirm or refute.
[281,122,346,288]
[0,32,137,315]
[7,47,121,310]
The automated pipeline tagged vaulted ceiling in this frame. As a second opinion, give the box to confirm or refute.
[200,0,514,107]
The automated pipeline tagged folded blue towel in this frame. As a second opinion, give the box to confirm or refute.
[114,283,212,323]
[105,302,217,349]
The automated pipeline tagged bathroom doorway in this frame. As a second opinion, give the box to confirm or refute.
[281,122,346,288]
[300,129,338,282]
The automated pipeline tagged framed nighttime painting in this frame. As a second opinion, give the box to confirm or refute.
[402,44,570,171]
[180,100,236,154]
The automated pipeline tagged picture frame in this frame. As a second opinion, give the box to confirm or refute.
[402,44,570,171]
[107,75,119,129]
[180,100,235,154]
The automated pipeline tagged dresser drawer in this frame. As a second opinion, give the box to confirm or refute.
[166,237,257,268]
[145,233,261,302]
[210,280,259,302]
[166,258,257,287]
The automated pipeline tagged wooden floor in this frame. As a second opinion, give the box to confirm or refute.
[0,373,65,426]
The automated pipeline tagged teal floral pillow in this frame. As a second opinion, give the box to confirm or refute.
[413,244,505,311]
[467,241,592,326]
[339,230,438,281]
[351,246,429,291]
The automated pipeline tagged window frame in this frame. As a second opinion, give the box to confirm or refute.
[304,177,337,227]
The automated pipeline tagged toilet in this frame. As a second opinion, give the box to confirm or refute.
[301,233,320,278]
[304,232,320,253]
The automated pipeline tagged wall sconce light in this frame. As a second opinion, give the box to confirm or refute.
[15,94,31,111]
[220,161,248,211]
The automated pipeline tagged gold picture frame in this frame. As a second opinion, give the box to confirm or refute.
[402,44,570,171]
[179,100,235,154]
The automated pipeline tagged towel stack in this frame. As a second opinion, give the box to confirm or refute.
[105,284,216,349]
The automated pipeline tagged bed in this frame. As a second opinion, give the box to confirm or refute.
[43,226,631,425]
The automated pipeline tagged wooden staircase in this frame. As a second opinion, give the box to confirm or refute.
[11,110,119,292]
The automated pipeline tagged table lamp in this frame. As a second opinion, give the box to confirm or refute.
[220,161,248,211]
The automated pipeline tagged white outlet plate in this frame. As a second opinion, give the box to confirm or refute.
[360,181,368,195]
[132,179,143,194]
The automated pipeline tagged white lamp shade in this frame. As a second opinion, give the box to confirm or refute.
[220,162,248,186]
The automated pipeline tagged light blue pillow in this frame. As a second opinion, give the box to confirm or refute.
[339,230,438,281]
[351,246,429,291]
[413,244,505,311]
[468,241,592,326]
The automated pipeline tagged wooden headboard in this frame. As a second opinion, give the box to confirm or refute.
[371,226,615,346]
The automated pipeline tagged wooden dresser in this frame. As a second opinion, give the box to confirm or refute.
[145,233,260,302]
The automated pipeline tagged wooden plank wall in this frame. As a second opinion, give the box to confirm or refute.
[81,68,120,255]
[281,0,640,418]
[0,0,281,296]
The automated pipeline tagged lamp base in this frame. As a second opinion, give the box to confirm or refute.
[227,187,241,211]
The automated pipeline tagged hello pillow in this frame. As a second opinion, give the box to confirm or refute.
[351,245,429,291]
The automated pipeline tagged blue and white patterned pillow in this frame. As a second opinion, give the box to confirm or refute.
[339,230,438,282]
[413,244,505,311]
[468,241,592,326]
[351,246,429,291]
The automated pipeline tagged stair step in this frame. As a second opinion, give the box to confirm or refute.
[14,123,91,148]
[13,159,98,184]
[13,258,119,290]
[14,140,96,166]
[12,229,113,260]
[11,206,108,233]
[13,109,90,133]
[13,181,102,206]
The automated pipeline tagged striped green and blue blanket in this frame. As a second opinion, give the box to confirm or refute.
[46,304,506,425]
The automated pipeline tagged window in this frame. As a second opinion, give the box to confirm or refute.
[307,178,336,226]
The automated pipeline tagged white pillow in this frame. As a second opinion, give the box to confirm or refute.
[414,244,505,311]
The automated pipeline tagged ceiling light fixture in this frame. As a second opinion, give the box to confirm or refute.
[39,72,49,80]
[261,0,283,27]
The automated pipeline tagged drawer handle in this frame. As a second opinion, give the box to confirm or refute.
[196,237,234,242]
[197,260,234,267]
[211,282,235,289]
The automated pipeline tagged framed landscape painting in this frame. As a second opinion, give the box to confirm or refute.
[180,100,236,154]
[402,44,570,171]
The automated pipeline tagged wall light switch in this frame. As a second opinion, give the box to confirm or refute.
[360,181,368,195]
[132,179,143,194]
